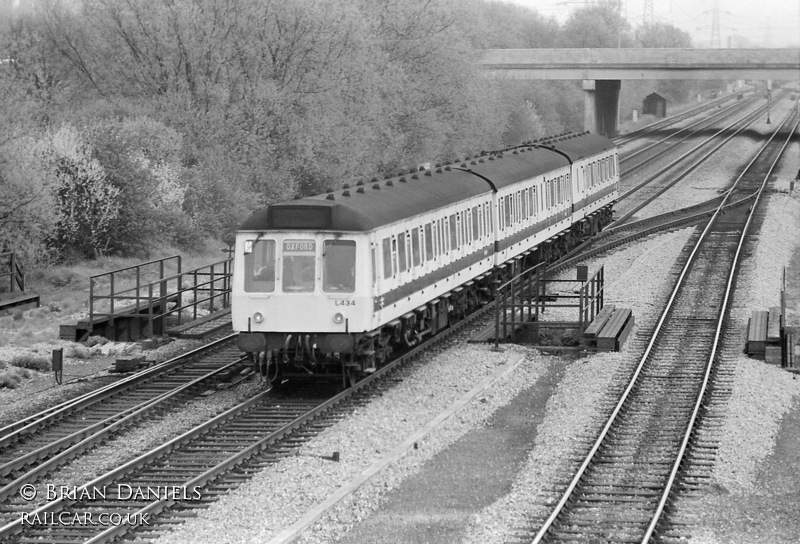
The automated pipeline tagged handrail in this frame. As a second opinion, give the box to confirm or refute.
[0,252,25,293]
[86,255,233,339]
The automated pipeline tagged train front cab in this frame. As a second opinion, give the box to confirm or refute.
[233,231,373,381]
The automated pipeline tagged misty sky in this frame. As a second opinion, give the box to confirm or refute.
[507,0,800,48]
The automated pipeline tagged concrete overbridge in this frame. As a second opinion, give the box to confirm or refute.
[479,48,800,136]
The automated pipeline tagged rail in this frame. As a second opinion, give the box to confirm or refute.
[531,99,798,544]
[0,251,25,293]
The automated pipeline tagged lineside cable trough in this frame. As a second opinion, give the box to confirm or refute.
[470,262,634,352]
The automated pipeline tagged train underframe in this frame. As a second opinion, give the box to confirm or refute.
[238,205,613,387]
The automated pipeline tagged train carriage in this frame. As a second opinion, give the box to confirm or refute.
[233,131,618,385]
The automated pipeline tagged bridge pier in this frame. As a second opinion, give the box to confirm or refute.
[583,80,620,137]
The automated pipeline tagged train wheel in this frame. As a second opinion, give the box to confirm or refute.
[342,364,361,389]
[345,366,360,388]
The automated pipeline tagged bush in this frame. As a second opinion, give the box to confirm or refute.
[85,335,108,347]
[12,311,24,321]
[10,353,52,372]
[0,368,30,389]
[65,345,91,359]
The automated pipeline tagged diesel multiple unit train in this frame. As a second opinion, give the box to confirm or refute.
[233,131,619,385]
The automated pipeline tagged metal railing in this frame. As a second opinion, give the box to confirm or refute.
[87,255,234,339]
[493,263,605,347]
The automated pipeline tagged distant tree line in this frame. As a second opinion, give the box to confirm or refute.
[0,0,702,263]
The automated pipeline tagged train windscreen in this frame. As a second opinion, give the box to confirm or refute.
[282,239,316,292]
[244,240,276,292]
[322,240,356,293]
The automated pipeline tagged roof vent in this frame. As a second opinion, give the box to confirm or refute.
[479,159,485,163]
[343,183,350,189]
[412,174,419,180]
[357,187,365,194]
[399,177,407,183]
[357,180,364,186]
[326,193,335,200]
[386,180,394,186]
[470,160,476,165]
[371,177,379,182]
[512,150,518,154]
[460,163,467,168]
[435,168,442,174]
[342,190,351,197]
[445,166,451,171]
[372,183,381,190]
[424,170,432,176]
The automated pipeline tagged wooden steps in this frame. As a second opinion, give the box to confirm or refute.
[747,308,782,364]
[583,306,634,352]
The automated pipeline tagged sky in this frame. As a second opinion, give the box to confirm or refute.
[505,0,800,48]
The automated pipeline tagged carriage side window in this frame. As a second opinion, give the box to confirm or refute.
[504,196,511,227]
[244,239,276,293]
[411,227,421,266]
[371,247,376,286]
[323,240,356,293]
[472,207,479,240]
[382,237,393,279]
[521,189,527,219]
[398,233,408,273]
[282,239,316,293]
[449,214,458,250]
[424,223,433,261]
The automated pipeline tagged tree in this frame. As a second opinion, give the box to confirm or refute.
[559,4,635,48]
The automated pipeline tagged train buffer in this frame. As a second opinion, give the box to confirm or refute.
[584,306,634,352]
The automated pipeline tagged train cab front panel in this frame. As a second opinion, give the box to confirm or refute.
[232,229,375,355]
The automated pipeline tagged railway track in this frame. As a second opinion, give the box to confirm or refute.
[555,94,786,270]
[613,91,750,148]
[0,90,778,543]
[0,335,250,508]
[617,92,759,175]
[523,106,798,543]
[0,281,497,543]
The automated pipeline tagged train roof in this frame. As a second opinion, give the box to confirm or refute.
[239,132,615,233]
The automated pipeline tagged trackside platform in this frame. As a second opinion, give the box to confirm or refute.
[0,292,40,313]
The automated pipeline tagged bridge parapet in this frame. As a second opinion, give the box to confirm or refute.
[480,48,800,80]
